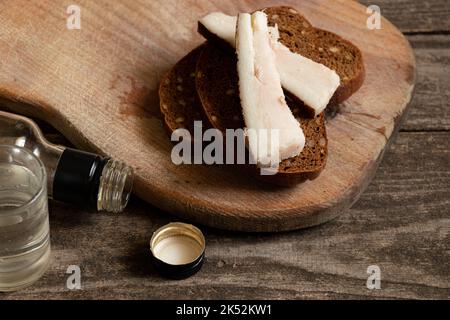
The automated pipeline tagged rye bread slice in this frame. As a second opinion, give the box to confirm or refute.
[198,6,365,114]
[159,45,210,136]
[196,43,328,185]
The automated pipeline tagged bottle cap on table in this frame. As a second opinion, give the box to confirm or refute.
[150,222,205,279]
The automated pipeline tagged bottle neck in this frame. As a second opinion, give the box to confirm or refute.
[97,158,134,213]
[53,148,133,213]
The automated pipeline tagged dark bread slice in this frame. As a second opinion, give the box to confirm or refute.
[265,6,365,107]
[159,45,210,136]
[198,6,365,114]
[196,43,327,186]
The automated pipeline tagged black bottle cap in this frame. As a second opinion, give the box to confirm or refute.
[53,148,108,209]
[150,223,206,279]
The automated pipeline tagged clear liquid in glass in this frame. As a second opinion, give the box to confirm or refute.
[0,148,51,292]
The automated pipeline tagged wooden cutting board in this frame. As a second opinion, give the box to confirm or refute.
[0,0,415,232]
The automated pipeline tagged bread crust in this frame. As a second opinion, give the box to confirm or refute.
[159,45,210,136]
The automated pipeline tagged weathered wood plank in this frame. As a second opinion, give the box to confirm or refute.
[359,0,450,33]
[402,35,450,131]
[2,131,448,300]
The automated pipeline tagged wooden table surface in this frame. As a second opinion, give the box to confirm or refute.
[2,0,449,300]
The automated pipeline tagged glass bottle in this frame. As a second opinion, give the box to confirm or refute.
[0,110,133,213]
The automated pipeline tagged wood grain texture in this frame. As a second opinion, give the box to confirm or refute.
[0,0,447,300]
[0,0,416,232]
[1,131,448,300]
[402,35,450,131]
[359,0,450,33]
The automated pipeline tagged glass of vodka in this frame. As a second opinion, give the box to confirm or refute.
[0,145,51,291]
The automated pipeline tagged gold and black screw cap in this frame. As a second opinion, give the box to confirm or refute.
[150,222,206,279]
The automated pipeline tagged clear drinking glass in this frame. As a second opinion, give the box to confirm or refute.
[0,145,51,291]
